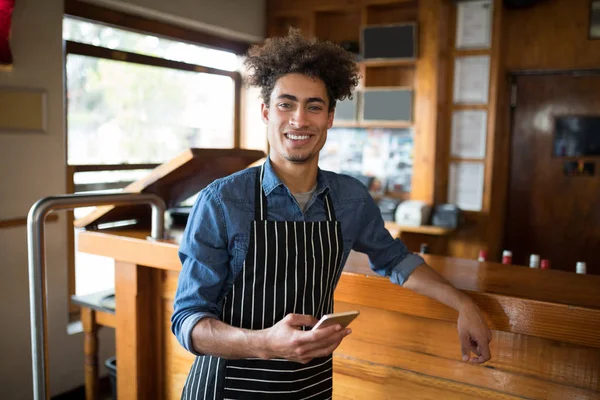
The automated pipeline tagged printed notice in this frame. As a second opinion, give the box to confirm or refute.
[451,110,487,159]
[456,0,493,49]
[448,162,485,211]
[453,55,490,104]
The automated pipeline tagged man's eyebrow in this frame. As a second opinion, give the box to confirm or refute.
[275,94,327,105]
[307,97,327,105]
[275,94,298,102]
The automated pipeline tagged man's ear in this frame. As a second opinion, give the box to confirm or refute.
[261,103,269,125]
[327,108,335,129]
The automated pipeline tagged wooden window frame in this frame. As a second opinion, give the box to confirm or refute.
[65,0,247,320]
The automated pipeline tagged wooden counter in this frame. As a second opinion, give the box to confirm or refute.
[78,229,600,399]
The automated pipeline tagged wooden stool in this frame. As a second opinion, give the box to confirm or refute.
[71,290,116,400]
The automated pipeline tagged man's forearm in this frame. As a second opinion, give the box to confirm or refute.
[403,263,492,363]
[402,263,472,311]
[191,318,267,359]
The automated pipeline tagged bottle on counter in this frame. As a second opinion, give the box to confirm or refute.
[576,262,587,274]
[477,250,487,262]
[419,243,430,255]
[540,259,550,270]
[501,250,512,264]
[529,254,540,269]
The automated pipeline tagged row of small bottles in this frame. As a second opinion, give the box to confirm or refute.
[478,249,587,274]
[419,244,587,274]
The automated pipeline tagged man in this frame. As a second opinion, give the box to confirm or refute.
[172,29,491,399]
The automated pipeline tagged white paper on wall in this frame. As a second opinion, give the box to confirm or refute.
[448,161,485,211]
[453,55,490,104]
[456,0,493,49]
[451,110,488,159]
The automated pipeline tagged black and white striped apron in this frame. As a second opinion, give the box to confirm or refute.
[182,164,344,399]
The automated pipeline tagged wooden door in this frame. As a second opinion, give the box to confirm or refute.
[504,73,600,274]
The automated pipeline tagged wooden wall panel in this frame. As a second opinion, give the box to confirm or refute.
[364,65,415,88]
[445,0,507,260]
[364,0,418,25]
[315,9,361,43]
[266,12,311,38]
[478,0,600,261]
[503,74,600,272]
[504,0,600,71]
[411,0,449,203]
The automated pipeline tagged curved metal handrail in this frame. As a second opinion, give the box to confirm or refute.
[27,192,166,400]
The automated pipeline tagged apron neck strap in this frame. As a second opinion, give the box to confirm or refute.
[255,164,268,221]
[254,163,337,222]
[323,192,336,222]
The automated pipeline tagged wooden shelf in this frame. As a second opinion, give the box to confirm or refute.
[362,64,415,87]
[453,48,491,57]
[365,0,418,25]
[362,85,413,91]
[449,157,485,163]
[359,59,416,67]
[384,221,454,237]
[451,104,488,111]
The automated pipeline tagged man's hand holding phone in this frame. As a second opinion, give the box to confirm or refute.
[261,311,359,364]
[311,310,360,331]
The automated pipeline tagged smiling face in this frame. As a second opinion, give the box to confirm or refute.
[262,73,335,167]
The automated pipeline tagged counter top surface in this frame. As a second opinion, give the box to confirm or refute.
[77,229,600,310]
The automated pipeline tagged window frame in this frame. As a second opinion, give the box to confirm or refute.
[64,0,248,320]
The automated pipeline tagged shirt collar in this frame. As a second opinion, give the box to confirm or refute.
[262,157,331,198]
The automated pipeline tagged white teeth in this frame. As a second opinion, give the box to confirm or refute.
[287,134,310,140]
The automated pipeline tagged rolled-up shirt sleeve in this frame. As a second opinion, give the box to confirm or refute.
[171,185,230,355]
[352,191,425,285]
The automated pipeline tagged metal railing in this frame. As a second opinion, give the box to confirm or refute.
[27,192,166,400]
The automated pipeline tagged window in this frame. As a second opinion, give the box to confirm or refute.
[63,18,240,71]
[65,17,239,165]
[64,15,243,308]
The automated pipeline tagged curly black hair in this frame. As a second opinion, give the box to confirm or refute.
[244,28,360,112]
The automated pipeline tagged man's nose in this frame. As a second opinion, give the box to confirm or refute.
[289,107,309,128]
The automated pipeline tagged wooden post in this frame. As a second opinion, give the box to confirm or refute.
[115,261,160,399]
[81,307,99,400]
[412,0,450,204]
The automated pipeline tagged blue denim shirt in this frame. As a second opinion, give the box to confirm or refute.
[172,157,425,354]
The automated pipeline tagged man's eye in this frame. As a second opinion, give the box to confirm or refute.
[309,105,323,111]
[278,103,291,108]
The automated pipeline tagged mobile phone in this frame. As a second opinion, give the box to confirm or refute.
[311,310,360,330]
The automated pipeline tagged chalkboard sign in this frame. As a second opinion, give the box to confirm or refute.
[334,95,358,122]
[361,89,413,122]
[361,23,417,60]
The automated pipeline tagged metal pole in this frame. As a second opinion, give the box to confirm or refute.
[27,192,166,400]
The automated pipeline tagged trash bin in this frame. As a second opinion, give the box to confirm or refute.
[105,356,117,400]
